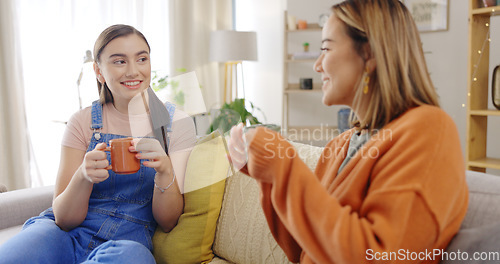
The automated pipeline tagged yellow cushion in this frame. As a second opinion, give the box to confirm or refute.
[153,130,230,264]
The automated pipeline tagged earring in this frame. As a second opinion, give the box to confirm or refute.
[363,68,370,94]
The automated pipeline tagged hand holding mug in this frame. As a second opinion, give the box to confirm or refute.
[81,143,111,183]
[227,123,257,172]
[130,138,172,175]
[101,138,140,174]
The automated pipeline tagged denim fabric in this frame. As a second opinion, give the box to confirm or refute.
[0,100,175,263]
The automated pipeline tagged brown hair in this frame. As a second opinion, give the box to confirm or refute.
[93,24,151,104]
[332,0,439,131]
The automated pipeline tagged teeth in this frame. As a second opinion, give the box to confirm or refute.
[124,81,140,86]
[323,80,328,84]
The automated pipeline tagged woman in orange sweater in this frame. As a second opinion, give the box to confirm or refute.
[228,0,468,263]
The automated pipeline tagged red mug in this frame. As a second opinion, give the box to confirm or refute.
[102,138,140,174]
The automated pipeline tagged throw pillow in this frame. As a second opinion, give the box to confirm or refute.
[153,130,230,264]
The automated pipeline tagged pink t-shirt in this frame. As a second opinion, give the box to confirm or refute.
[62,103,196,154]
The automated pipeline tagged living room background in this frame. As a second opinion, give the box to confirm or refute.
[7,0,500,189]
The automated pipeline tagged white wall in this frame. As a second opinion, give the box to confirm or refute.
[234,0,286,125]
[236,0,500,175]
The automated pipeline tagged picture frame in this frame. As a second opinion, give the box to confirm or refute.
[404,0,449,32]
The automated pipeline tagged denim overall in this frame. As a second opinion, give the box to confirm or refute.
[0,101,175,264]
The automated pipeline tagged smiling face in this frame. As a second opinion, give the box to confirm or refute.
[314,14,366,108]
[94,34,151,111]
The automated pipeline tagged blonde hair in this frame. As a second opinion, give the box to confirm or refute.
[332,0,439,131]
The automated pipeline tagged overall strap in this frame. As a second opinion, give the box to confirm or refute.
[90,100,104,140]
[90,100,103,129]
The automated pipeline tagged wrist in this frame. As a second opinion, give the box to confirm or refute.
[155,169,174,180]
[154,171,176,193]
[155,156,174,175]
[78,165,94,184]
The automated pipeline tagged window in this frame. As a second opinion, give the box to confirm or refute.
[16,0,171,186]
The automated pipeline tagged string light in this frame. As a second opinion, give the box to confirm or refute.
[471,26,490,86]
[467,20,492,109]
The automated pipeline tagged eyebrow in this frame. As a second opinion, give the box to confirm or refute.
[321,39,332,44]
[108,50,149,58]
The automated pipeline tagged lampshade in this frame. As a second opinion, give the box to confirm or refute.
[209,31,258,62]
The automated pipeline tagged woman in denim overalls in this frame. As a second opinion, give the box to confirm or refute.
[0,25,192,263]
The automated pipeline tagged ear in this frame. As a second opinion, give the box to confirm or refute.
[93,62,105,83]
[365,57,376,73]
[362,43,376,73]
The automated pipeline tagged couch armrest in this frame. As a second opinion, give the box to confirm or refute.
[0,185,54,230]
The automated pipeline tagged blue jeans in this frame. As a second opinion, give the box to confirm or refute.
[0,219,155,264]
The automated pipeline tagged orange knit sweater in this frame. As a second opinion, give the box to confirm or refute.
[245,105,468,264]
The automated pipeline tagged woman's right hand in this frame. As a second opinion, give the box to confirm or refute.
[80,142,110,183]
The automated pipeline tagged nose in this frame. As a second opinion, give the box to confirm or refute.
[126,62,139,78]
[313,54,323,72]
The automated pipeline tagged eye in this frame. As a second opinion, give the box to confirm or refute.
[320,48,329,53]
[113,60,126,65]
[138,57,148,63]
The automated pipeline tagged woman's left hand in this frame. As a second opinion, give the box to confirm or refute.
[227,123,257,172]
[130,138,172,175]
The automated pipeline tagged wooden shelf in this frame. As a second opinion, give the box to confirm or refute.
[286,23,322,32]
[466,0,500,173]
[286,58,317,63]
[469,109,500,116]
[285,89,322,94]
[285,83,322,93]
[468,157,500,170]
[286,53,320,62]
[283,11,323,133]
[471,6,500,16]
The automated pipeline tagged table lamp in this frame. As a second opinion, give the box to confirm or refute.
[209,30,257,103]
[76,50,94,109]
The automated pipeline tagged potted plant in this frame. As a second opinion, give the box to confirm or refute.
[207,98,262,134]
[151,70,186,108]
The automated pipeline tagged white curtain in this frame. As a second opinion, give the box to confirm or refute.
[0,0,31,190]
[15,0,171,187]
[169,0,233,111]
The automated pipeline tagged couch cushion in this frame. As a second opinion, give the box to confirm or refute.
[0,225,23,245]
[461,171,500,229]
[441,223,500,264]
[213,142,323,264]
[439,171,500,263]
[153,131,229,264]
[0,185,53,230]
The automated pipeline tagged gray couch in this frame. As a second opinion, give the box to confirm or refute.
[1,142,500,263]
